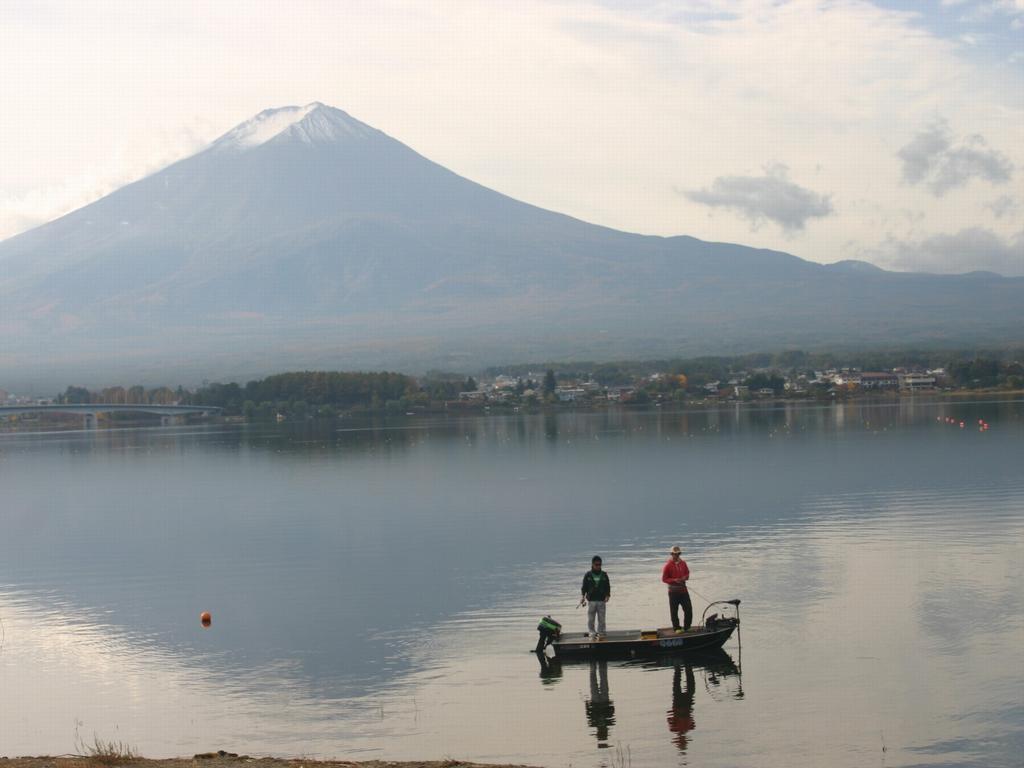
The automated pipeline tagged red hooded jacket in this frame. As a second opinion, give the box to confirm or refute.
[662,558,690,593]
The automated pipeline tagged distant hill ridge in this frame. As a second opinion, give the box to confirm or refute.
[0,102,1021,388]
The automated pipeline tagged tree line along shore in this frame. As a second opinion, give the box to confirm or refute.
[1,350,1020,426]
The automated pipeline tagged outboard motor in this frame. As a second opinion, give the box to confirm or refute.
[702,599,741,629]
[536,615,562,653]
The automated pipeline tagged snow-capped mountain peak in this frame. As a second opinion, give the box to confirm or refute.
[212,102,376,150]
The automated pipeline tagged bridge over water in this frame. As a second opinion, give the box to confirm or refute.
[0,404,222,428]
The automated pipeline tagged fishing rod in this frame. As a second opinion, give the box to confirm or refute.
[686,583,711,605]
[688,584,741,619]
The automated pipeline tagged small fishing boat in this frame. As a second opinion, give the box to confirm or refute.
[542,599,741,660]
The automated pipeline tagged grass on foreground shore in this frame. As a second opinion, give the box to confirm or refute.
[0,755,542,768]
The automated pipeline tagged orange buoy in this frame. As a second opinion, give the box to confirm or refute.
[200,611,212,627]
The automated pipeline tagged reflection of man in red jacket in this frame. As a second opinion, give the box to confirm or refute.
[667,663,696,753]
[661,546,692,632]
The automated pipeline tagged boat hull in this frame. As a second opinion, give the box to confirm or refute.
[551,622,737,659]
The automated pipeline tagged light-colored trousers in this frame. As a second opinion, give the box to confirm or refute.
[587,600,607,634]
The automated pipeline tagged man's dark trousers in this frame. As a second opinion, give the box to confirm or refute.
[670,590,692,630]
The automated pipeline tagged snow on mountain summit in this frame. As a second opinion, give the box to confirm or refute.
[215,103,316,148]
[212,102,377,150]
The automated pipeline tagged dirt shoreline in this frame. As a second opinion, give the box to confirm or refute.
[0,758,541,768]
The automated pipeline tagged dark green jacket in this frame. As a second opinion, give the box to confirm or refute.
[582,569,611,601]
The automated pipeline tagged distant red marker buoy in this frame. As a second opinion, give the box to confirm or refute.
[959,422,965,428]
[200,611,212,627]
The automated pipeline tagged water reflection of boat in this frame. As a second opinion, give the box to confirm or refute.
[537,648,742,755]
[625,646,740,675]
[549,599,740,659]
[627,648,744,702]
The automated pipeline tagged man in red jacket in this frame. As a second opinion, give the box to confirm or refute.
[662,546,692,632]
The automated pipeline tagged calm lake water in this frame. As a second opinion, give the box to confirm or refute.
[1,400,1022,767]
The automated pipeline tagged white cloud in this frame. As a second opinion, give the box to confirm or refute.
[873,227,1024,276]
[996,0,1024,14]
[951,0,1024,21]
[898,121,1013,196]
[987,195,1020,218]
[685,165,833,232]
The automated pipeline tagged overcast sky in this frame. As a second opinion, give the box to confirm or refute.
[1,0,1021,275]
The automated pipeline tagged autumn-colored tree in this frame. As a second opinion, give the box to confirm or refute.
[101,386,127,404]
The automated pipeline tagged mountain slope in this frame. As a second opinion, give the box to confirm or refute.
[0,103,1021,386]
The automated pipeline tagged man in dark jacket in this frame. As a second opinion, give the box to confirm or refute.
[581,555,611,639]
